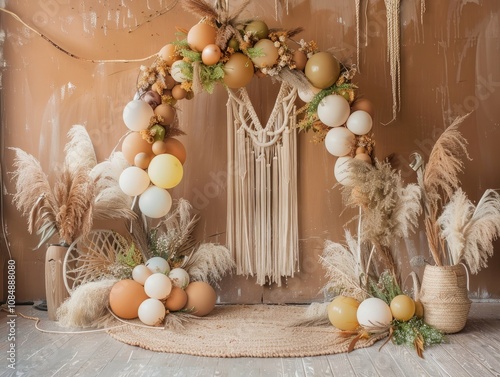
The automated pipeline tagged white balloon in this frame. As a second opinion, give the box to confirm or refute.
[324,127,355,157]
[138,298,166,326]
[317,94,351,127]
[334,156,354,186]
[297,85,321,103]
[145,256,170,274]
[132,264,153,285]
[144,273,173,300]
[139,186,172,219]
[171,60,188,82]
[119,166,151,197]
[346,110,373,135]
[168,268,190,289]
[123,100,154,131]
[357,298,393,328]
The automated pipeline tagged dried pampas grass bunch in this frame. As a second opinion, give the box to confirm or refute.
[340,158,422,274]
[10,125,136,248]
[418,114,500,273]
[57,279,117,328]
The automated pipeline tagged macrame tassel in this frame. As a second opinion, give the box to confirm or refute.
[384,0,401,123]
[355,0,361,72]
[226,82,299,286]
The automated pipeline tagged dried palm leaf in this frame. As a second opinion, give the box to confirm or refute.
[439,189,500,273]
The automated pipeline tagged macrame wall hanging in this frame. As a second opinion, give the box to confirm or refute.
[226,83,299,286]
[354,0,427,122]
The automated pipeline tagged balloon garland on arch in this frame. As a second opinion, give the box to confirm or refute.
[117,0,377,285]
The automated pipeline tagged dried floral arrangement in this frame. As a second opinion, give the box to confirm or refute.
[416,114,500,273]
[10,125,136,248]
[57,198,234,329]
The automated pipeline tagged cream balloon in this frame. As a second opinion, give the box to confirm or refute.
[123,100,154,131]
[346,110,373,135]
[324,127,355,157]
[357,297,393,328]
[118,166,150,197]
[132,264,153,285]
[145,256,170,274]
[139,186,172,218]
[168,268,190,289]
[317,94,351,128]
[144,273,173,300]
[170,60,188,82]
[138,298,166,326]
[297,85,321,103]
[334,156,354,186]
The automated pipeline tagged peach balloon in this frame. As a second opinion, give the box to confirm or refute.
[134,152,153,169]
[351,98,375,118]
[293,50,308,71]
[121,132,154,165]
[202,44,221,65]
[158,44,181,66]
[171,85,188,100]
[183,281,217,317]
[109,279,148,319]
[187,23,217,52]
[162,138,187,164]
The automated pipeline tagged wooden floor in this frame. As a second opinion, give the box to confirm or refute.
[1,302,499,377]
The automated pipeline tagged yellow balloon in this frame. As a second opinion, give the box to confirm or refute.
[390,295,416,321]
[148,154,183,189]
[327,296,360,331]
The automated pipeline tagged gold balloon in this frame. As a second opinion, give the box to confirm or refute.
[244,20,269,40]
[223,53,255,89]
[390,295,416,321]
[327,296,360,331]
[305,52,340,89]
[251,39,279,68]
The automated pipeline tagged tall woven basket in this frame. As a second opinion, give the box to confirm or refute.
[419,264,471,334]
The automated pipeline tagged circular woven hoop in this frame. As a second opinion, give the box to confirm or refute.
[419,264,471,333]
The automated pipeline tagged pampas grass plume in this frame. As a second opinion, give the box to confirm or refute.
[57,279,117,328]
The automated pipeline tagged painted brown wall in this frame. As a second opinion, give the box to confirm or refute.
[1,0,499,303]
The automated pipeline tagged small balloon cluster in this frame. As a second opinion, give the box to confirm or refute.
[327,294,422,333]
[119,93,186,218]
[109,256,216,326]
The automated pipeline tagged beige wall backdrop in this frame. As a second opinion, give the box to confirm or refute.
[1,0,499,303]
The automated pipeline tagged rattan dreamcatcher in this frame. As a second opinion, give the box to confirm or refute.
[63,229,142,293]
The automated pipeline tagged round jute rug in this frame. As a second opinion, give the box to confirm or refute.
[107,305,387,358]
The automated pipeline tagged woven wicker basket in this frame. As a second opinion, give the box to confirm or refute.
[419,264,471,334]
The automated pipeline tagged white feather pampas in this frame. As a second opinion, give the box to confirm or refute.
[438,189,500,273]
[57,279,117,328]
[185,243,235,284]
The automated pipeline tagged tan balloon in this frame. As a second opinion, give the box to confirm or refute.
[251,39,279,68]
[134,152,153,169]
[223,53,255,89]
[305,51,340,89]
[187,23,217,52]
[351,98,375,118]
[162,137,187,165]
[183,281,217,317]
[154,104,176,126]
[292,50,308,71]
[171,85,188,100]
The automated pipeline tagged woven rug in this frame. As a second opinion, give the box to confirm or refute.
[107,305,387,358]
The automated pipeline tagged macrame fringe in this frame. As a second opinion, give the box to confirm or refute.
[226,82,299,286]
[384,0,401,123]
